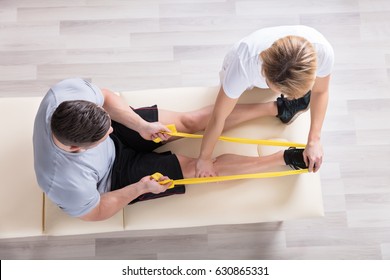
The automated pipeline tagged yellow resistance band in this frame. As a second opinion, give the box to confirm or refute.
[151,124,308,188]
[153,124,306,148]
[152,169,308,189]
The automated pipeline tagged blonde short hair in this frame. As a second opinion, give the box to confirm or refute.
[260,35,317,99]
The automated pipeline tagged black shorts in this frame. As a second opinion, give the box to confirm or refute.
[110,105,185,203]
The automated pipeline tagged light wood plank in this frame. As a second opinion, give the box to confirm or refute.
[236,0,360,15]
[17,5,159,21]
[0,65,36,81]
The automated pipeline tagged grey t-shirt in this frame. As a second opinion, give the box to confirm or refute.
[33,78,115,217]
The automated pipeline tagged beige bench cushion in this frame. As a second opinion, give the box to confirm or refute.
[0,98,43,238]
[44,199,124,236]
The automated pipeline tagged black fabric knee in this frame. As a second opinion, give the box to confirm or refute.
[111,105,163,152]
[109,105,185,203]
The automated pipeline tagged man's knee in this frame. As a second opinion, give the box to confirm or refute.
[180,113,202,133]
[176,155,196,178]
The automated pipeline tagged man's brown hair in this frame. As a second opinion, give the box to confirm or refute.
[51,100,111,147]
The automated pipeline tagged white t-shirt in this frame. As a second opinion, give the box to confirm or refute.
[220,25,334,99]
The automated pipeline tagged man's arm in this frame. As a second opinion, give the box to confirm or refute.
[80,176,171,222]
[101,88,170,141]
[303,75,331,172]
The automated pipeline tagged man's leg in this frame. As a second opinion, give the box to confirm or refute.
[176,146,307,178]
[176,151,285,178]
[159,101,277,135]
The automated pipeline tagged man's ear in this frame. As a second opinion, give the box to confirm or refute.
[69,146,83,152]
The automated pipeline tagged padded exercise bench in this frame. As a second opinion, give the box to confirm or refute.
[0,87,323,238]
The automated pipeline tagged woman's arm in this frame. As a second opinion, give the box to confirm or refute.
[196,86,238,177]
[304,74,331,172]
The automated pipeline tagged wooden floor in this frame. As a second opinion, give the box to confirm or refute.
[1,0,390,260]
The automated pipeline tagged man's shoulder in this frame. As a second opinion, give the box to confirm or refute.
[51,78,91,93]
[49,78,103,106]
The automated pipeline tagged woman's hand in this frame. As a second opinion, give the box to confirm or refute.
[303,139,323,172]
[195,158,218,177]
